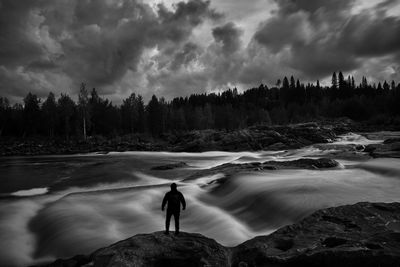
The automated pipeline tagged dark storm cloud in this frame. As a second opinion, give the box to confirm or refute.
[27,60,59,71]
[274,0,355,15]
[376,0,399,10]
[0,0,399,102]
[212,22,243,53]
[0,0,220,99]
[253,0,400,79]
[0,0,47,67]
[145,22,244,99]
[55,0,219,88]
[340,14,400,57]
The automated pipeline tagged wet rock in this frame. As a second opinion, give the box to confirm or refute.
[151,162,188,170]
[42,202,400,267]
[383,138,400,144]
[232,202,400,267]
[184,158,338,182]
[263,158,339,169]
[365,141,400,158]
[46,255,91,267]
[1,122,339,156]
[42,232,230,267]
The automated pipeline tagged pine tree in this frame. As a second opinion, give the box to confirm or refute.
[282,77,289,89]
[78,83,90,140]
[58,94,76,140]
[331,72,338,89]
[338,71,345,98]
[42,92,57,137]
[0,97,10,136]
[289,76,295,88]
[147,95,162,135]
[23,92,41,136]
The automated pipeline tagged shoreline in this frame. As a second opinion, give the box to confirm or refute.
[0,120,375,157]
[2,121,400,158]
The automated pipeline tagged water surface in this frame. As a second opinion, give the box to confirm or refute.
[1,132,400,266]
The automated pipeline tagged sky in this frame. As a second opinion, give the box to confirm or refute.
[0,0,400,104]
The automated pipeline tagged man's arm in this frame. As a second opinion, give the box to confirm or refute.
[180,192,186,210]
[161,193,168,211]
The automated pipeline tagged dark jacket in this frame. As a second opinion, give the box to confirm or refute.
[162,190,186,212]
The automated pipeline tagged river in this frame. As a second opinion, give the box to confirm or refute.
[1,132,400,266]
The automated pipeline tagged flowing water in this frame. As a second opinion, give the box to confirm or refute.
[1,132,400,266]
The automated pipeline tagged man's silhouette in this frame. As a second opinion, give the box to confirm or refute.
[162,183,186,235]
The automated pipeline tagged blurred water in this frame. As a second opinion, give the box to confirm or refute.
[1,132,400,266]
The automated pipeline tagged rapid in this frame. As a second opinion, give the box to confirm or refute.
[1,132,400,266]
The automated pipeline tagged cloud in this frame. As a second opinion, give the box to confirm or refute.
[0,0,220,100]
[340,14,400,57]
[253,0,400,79]
[0,1,47,68]
[212,22,243,54]
[0,0,399,103]
[56,0,220,89]
[170,42,202,70]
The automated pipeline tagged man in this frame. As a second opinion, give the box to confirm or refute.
[161,183,186,235]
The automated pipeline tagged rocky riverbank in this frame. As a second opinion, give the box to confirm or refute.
[182,158,339,182]
[2,119,400,157]
[38,202,400,267]
[0,122,342,156]
[364,137,400,158]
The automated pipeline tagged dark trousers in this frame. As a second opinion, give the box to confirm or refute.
[165,210,180,233]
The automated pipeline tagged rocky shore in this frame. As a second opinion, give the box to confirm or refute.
[38,202,400,267]
[0,121,343,156]
[364,137,400,158]
[182,158,339,183]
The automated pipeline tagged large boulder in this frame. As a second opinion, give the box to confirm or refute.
[43,232,230,267]
[365,141,400,158]
[232,202,400,267]
[89,232,230,267]
[40,202,400,267]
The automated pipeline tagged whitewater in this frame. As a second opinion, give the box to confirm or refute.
[1,132,400,266]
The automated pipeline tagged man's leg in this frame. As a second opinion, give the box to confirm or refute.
[174,212,180,234]
[165,210,173,234]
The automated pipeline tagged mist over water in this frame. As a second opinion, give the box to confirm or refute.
[1,133,400,266]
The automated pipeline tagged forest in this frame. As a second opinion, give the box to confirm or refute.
[1,72,400,140]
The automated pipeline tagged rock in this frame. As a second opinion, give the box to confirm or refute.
[46,255,91,267]
[231,202,400,267]
[1,122,340,156]
[151,162,188,170]
[365,141,400,158]
[42,232,230,267]
[263,158,339,169]
[41,202,400,267]
[183,158,338,182]
[266,142,287,150]
[363,144,377,153]
[383,138,400,144]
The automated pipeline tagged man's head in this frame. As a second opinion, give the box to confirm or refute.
[171,183,177,191]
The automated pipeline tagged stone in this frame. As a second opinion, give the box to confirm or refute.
[41,202,400,267]
[263,158,339,169]
[231,202,400,267]
[151,162,188,170]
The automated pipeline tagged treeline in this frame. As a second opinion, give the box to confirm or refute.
[1,72,400,139]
